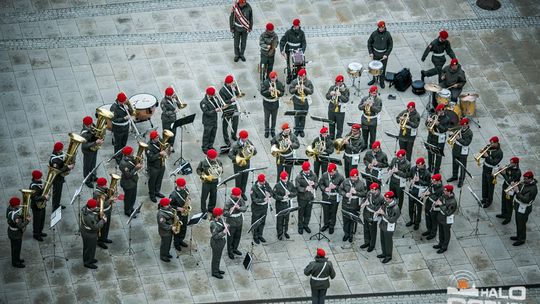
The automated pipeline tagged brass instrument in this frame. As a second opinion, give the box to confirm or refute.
[181,195,192,217]
[20,189,34,219]
[42,166,61,198]
[270,80,278,99]
[98,194,105,219]
[108,173,121,198]
[504,180,523,195]
[298,77,305,104]
[447,129,462,147]
[159,129,174,167]
[199,159,223,182]
[170,85,187,110]
[171,209,181,234]
[333,133,352,154]
[231,73,246,98]
[64,132,87,167]
[492,164,510,178]
[305,140,326,159]
[364,97,373,123]
[332,86,340,112]
[135,141,148,165]
[235,142,255,167]
[271,136,291,158]
[426,114,438,134]
[474,144,491,166]
[398,112,410,136]
[124,94,137,116]
[90,107,114,152]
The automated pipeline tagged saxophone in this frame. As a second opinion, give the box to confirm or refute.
[171,209,181,234]
[180,188,192,216]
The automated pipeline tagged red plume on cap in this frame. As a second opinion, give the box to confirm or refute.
[213,207,223,217]
[281,123,290,130]
[510,157,520,164]
[32,170,43,180]
[316,248,325,257]
[439,30,449,39]
[384,191,395,198]
[352,123,361,130]
[450,58,459,66]
[396,149,406,157]
[239,130,248,139]
[269,71,278,79]
[96,177,107,187]
[371,141,381,149]
[206,149,218,159]
[292,19,300,26]
[206,86,216,96]
[258,174,266,183]
[523,171,534,178]
[350,168,359,177]
[160,198,171,207]
[320,127,328,134]
[460,117,469,125]
[490,136,499,143]
[370,182,379,190]
[53,142,64,152]
[9,197,21,207]
[335,75,344,83]
[297,68,306,76]
[432,173,442,181]
[280,171,288,180]
[87,198,97,208]
[165,87,174,96]
[266,23,274,31]
[176,178,186,187]
[407,101,416,108]
[369,85,378,93]
[225,75,234,84]
[117,92,127,102]
[444,184,454,192]
[122,146,133,155]
[231,187,242,196]
[435,103,445,112]
[416,157,425,165]
[149,130,158,139]
[377,20,385,28]
[302,161,310,171]
[327,163,337,172]
[83,116,93,125]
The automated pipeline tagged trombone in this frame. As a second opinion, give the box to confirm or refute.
[231,73,246,98]
[171,85,187,110]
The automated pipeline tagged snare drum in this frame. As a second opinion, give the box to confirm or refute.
[436,89,451,105]
[447,102,462,119]
[97,104,113,131]
[291,49,305,66]
[130,93,158,122]
[347,62,363,78]
[368,60,383,76]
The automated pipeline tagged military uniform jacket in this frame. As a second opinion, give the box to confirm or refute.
[318,172,345,203]
[289,78,314,106]
[210,219,227,242]
[408,166,431,196]
[110,101,131,131]
[120,156,139,189]
[170,187,189,211]
[304,256,336,289]
[389,157,411,188]
[482,147,503,171]
[437,194,457,223]
[80,124,99,154]
[451,127,473,156]
[93,186,112,215]
[396,109,420,139]
[259,30,278,57]
[196,158,223,185]
[270,132,300,160]
[229,2,253,32]
[49,151,70,180]
[160,97,176,126]
[422,38,456,62]
[339,178,367,209]
[279,27,307,53]
[358,96,383,127]
[343,134,365,158]
[514,179,537,208]
[363,192,384,221]
[200,96,219,126]
[6,206,28,239]
[146,139,163,169]
[440,64,466,89]
[30,179,46,209]
[228,139,257,167]
[363,149,389,178]
[219,84,240,118]
[261,79,285,102]
[379,200,400,232]
[251,182,274,206]
[295,170,318,201]
[80,207,105,233]
[367,29,393,56]
[325,84,350,113]
[157,206,174,237]
[223,196,247,227]
[426,113,451,143]
[273,180,297,204]
[426,183,444,212]
[311,136,334,160]
[501,166,521,189]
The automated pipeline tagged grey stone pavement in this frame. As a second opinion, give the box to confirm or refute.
[1,0,540,303]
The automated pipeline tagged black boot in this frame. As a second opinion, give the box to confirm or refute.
[379,76,385,88]
[367,77,376,86]
[264,130,270,138]
[421,70,425,82]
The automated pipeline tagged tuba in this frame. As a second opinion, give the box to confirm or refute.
[426,114,438,134]
[20,189,35,219]
[271,136,291,158]
[172,209,181,234]
[399,112,410,136]
[135,141,148,165]
[42,166,61,198]
[171,85,187,109]
[64,132,87,168]
[305,140,325,159]
[160,130,174,167]
[474,144,491,166]
[108,173,121,198]
[447,129,462,147]
[235,142,255,167]
[334,133,353,154]
[90,107,114,151]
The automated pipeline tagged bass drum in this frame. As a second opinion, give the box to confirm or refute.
[445,109,460,131]
[130,93,158,122]
[97,104,113,131]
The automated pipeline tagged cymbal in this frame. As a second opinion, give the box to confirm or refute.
[424,83,442,93]
[459,92,479,101]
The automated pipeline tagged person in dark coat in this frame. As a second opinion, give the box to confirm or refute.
[325,75,350,140]
[80,198,106,269]
[295,161,318,235]
[169,178,190,251]
[447,118,473,188]
[29,170,47,242]
[273,171,298,240]
[433,184,457,254]
[497,157,521,225]
[406,158,431,230]
[160,87,178,150]
[426,104,451,174]
[110,92,132,164]
[279,18,307,84]
[360,183,384,252]
[259,23,279,80]
[250,174,274,244]
[80,116,102,187]
[358,86,383,147]
[480,136,503,208]
[375,191,400,263]
[396,102,420,161]
[7,197,30,268]
[223,187,247,259]
[341,124,366,177]
[146,130,167,203]
[260,71,285,138]
[421,30,456,82]
[49,141,73,211]
[304,248,336,304]
[200,87,221,153]
[439,58,467,102]
[367,20,393,88]
[387,149,411,211]
[210,208,227,279]
[511,171,537,246]
[119,146,142,217]
[318,163,345,234]
[157,198,174,262]
[339,168,367,242]
[229,0,253,62]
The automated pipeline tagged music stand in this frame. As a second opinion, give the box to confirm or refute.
[361,172,382,185]
[245,215,268,268]
[171,113,196,169]
[455,159,473,211]
[276,206,299,241]
[402,190,424,239]
[459,186,486,239]
[121,202,143,256]
[319,156,342,166]
[309,200,332,242]
[284,110,308,117]
[424,141,445,157]
[340,210,367,258]
[185,212,206,258]
[43,208,68,273]
[310,115,335,125]
[218,172,239,210]
[385,131,400,154]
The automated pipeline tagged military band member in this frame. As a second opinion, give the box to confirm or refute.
[375,191,400,263]
[271,123,300,180]
[396,102,420,161]
[50,142,73,211]
[481,136,504,208]
[80,198,106,269]
[296,161,318,235]
[228,130,257,199]
[279,18,307,84]
[7,197,30,268]
[363,141,389,185]
[210,208,227,279]
[339,169,367,242]
[30,170,47,242]
[224,187,247,259]
[439,58,467,103]
[422,173,444,240]
[157,198,174,262]
[229,0,253,62]
[421,30,456,82]
[367,20,393,88]
[161,87,177,150]
[311,126,335,177]
[259,23,278,80]
[342,124,366,178]
[80,116,102,187]
[358,86,383,147]
[220,75,241,146]
[433,184,457,253]
[388,149,411,211]
[289,69,314,137]
[406,158,431,230]
[261,71,285,138]
[273,171,298,240]
[319,163,345,234]
[304,248,336,304]
[110,92,132,164]
[170,178,190,251]
[196,149,222,215]
[146,130,167,203]
[497,157,521,225]
[447,118,473,188]
[511,171,537,246]
[360,182,384,252]
[426,104,451,174]
[93,177,113,249]
[250,174,274,244]
[119,146,142,217]
[325,75,350,140]
[200,87,220,153]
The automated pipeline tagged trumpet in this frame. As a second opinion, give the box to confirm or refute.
[398,112,409,136]
[90,107,114,152]
[331,86,340,112]
[159,130,174,167]
[333,133,352,154]
[474,144,491,166]
[364,97,373,123]
[20,189,34,219]
[231,73,246,98]
[504,180,523,195]
[447,129,462,147]
[426,114,438,134]
[492,164,511,178]
[235,142,255,167]
[270,80,279,99]
[298,77,305,104]
[171,85,187,110]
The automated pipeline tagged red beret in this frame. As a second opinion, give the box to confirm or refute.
[490,136,499,143]
[149,130,158,139]
[176,178,186,187]
[460,117,469,125]
[9,197,21,207]
[450,58,459,66]
[407,101,416,108]
[369,85,378,93]
[439,30,449,40]
[370,182,379,190]
[165,87,174,96]
[371,141,381,149]
[87,198,97,208]
[292,19,300,26]
[266,23,274,31]
[396,149,406,157]
[213,207,223,217]
[327,163,337,172]
[239,130,248,139]
[378,20,385,28]
[432,173,442,181]
[523,171,534,178]
[350,168,359,177]
[320,127,328,134]
[444,184,454,192]
[316,248,325,257]
[269,71,278,79]
[281,123,290,130]
[231,187,242,196]
[302,161,310,171]
[160,198,171,207]
[225,75,234,84]
[122,146,133,155]
[96,177,107,187]
[384,191,395,198]
[53,142,64,152]
[258,174,266,183]
[117,92,127,102]
[206,86,216,96]
[352,123,361,130]
[436,103,445,112]
[280,171,288,180]
[297,68,306,76]
[32,170,43,180]
[510,157,520,164]
[416,157,425,165]
[83,116,93,126]
[207,149,218,159]
[335,75,344,83]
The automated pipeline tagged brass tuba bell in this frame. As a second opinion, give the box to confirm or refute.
[90,107,114,152]
[108,173,121,198]
[64,132,87,167]
[20,189,35,219]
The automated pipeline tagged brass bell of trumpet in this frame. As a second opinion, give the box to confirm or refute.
[474,144,491,166]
